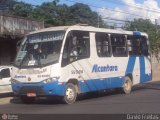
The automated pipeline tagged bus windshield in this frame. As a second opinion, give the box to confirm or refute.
[15,31,65,68]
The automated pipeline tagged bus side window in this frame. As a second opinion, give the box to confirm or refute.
[127,35,149,56]
[95,33,111,57]
[140,36,149,56]
[127,35,140,56]
[69,31,90,59]
[110,34,127,57]
[61,31,90,67]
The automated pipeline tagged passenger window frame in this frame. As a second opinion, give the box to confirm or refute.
[110,34,128,57]
[95,32,112,57]
[127,35,149,56]
[61,30,90,67]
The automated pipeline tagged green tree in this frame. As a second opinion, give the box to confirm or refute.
[125,18,160,60]
[12,2,33,17]
[69,3,106,27]
[0,0,17,15]
[2,0,107,27]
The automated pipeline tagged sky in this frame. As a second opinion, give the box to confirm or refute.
[18,0,160,25]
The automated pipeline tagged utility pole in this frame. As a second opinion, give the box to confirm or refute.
[155,19,158,33]
[97,14,99,28]
[155,19,160,63]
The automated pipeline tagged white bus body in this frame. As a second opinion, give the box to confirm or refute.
[11,25,152,104]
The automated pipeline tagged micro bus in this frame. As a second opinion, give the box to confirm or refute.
[11,25,152,104]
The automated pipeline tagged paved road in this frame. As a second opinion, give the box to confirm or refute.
[0,81,160,114]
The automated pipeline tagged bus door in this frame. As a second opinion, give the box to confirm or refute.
[62,31,103,92]
[139,36,151,82]
[94,33,129,89]
[127,35,151,84]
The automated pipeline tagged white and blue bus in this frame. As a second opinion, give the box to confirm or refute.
[11,25,152,104]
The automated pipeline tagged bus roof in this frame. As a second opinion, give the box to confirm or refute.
[28,25,148,37]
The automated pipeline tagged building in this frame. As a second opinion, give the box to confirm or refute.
[0,15,44,65]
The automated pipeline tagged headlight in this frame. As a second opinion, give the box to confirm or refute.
[11,79,21,84]
[43,77,60,84]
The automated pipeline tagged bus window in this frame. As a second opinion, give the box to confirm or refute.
[95,33,111,57]
[15,31,64,67]
[127,36,149,56]
[140,36,149,56]
[62,31,90,67]
[127,35,140,56]
[110,34,127,57]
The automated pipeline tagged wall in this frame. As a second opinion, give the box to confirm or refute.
[151,54,160,81]
[0,15,44,35]
[0,15,44,65]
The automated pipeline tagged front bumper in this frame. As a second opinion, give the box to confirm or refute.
[12,81,65,96]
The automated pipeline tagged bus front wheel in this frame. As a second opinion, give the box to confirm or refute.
[21,96,35,104]
[122,77,132,94]
[63,83,77,104]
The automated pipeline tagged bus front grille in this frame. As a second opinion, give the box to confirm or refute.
[19,86,46,95]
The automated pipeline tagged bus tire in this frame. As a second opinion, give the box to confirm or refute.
[21,96,35,104]
[63,83,77,104]
[122,76,132,94]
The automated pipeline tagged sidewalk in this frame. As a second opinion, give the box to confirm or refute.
[152,63,160,81]
[0,97,12,105]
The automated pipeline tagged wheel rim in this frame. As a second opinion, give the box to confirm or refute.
[66,88,75,101]
[124,80,131,91]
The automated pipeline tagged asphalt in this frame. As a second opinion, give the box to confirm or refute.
[0,81,160,114]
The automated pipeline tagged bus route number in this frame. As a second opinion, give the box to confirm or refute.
[71,70,83,74]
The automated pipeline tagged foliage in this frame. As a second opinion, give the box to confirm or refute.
[125,18,160,59]
[2,0,106,27]
[0,0,16,14]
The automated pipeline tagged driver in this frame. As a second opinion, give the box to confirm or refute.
[70,36,78,56]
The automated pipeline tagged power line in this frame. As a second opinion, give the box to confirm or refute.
[66,0,148,19]
[17,0,156,26]
[99,0,160,14]
[19,0,153,19]
[102,17,129,22]
[106,21,124,25]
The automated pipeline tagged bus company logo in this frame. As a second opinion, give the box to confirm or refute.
[2,114,8,120]
[92,64,118,73]
[28,77,31,82]
[14,75,26,79]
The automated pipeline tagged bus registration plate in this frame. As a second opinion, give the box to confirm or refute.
[27,93,36,97]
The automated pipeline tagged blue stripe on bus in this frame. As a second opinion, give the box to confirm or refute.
[12,81,66,96]
[76,57,137,93]
[125,56,136,75]
[139,56,151,83]
[12,77,124,96]
[79,77,124,93]
[139,56,145,83]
